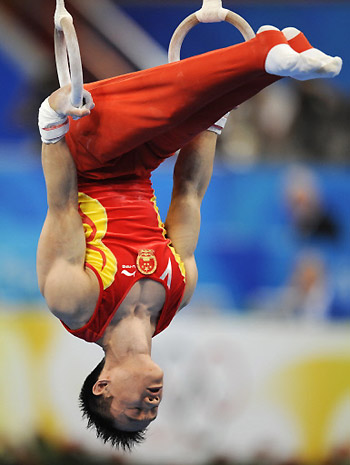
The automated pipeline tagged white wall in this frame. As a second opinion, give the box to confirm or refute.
[1,308,350,463]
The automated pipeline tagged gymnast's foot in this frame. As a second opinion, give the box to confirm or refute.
[258,25,342,81]
[283,26,343,80]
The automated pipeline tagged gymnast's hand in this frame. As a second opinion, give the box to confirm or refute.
[48,84,95,119]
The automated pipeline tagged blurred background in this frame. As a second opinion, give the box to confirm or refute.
[0,1,349,464]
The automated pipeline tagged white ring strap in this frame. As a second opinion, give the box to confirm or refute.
[168,1,255,63]
[54,0,83,107]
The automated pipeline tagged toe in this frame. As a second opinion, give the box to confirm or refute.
[257,25,280,34]
[282,27,301,41]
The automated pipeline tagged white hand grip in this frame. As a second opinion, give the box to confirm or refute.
[54,0,83,107]
[168,7,255,63]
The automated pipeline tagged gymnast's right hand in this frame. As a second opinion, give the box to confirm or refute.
[39,85,95,144]
[48,84,95,119]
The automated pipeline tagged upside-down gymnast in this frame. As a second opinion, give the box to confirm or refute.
[37,25,341,450]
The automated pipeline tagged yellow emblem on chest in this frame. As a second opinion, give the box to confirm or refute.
[136,249,157,275]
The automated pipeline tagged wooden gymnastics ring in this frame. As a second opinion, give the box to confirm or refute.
[54,0,83,107]
[168,0,255,62]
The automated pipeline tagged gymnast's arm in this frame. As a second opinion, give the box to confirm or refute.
[37,89,99,325]
[165,130,217,309]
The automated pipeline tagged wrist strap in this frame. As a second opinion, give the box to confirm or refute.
[38,97,69,144]
[207,113,229,135]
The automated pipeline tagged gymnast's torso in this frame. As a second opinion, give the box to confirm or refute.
[60,177,186,343]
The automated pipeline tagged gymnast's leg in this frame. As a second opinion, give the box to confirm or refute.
[148,74,279,156]
[148,26,341,156]
[66,27,341,175]
[65,29,290,172]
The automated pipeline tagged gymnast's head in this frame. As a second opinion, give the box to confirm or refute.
[79,356,164,450]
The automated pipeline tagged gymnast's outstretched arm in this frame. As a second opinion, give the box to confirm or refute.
[165,130,217,308]
[37,88,99,325]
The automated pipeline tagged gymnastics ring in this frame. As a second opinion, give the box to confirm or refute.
[54,0,83,107]
[168,1,255,62]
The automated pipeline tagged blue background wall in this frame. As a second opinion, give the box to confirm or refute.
[0,48,29,141]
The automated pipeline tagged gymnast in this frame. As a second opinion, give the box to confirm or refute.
[37,25,341,450]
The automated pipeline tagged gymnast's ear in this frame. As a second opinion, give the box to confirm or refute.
[92,380,109,396]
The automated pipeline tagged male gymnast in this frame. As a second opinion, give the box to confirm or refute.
[37,25,342,450]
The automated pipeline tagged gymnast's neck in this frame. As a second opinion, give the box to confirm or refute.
[95,279,166,351]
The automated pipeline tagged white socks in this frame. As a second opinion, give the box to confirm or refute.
[259,25,299,77]
[259,25,343,81]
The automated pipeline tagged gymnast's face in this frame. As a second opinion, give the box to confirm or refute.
[93,358,164,431]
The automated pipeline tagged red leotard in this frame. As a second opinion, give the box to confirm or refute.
[62,30,284,342]
[61,179,186,342]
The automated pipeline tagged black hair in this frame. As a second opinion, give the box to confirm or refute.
[79,358,146,451]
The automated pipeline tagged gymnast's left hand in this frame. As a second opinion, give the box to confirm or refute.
[48,84,95,119]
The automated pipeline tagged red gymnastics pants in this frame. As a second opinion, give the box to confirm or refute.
[66,29,286,182]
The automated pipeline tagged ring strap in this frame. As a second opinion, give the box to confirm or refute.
[168,8,255,63]
[54,0,83,108]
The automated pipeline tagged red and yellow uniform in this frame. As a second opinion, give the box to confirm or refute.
[62,30,283,342]
[62,179,186,342]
